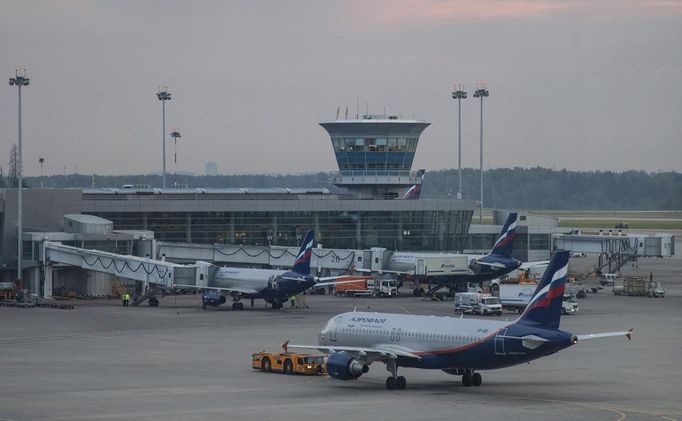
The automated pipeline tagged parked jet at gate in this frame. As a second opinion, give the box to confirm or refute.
[290,250,631,390]
[363,213,523,294]
[197,230,340,310]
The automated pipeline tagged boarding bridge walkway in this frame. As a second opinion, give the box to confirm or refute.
[155,241,358,273]
[42,242,213,299]
[553,233,675,272]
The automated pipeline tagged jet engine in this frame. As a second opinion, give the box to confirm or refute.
[202,291,226,307]
[325,353,369,380]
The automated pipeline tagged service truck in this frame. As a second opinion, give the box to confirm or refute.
[497,284,537,313]
[613,277,665,297]
[496,283,579,315]
[335,276,398,297]
[454,292,502,315]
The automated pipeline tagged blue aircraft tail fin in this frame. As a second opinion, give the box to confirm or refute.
[517,250,569,329]
[488,212,518,258]
[292,230,314,275]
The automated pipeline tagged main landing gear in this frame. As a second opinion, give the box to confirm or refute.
[385,359,407,390]
[461,370,482,387]
[231,302,244,310]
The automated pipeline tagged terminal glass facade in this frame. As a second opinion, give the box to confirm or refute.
[94,209,473,252]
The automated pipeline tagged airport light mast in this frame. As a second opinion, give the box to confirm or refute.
[39,157,45,188]
[170,129,181,186]
[473,83,489,224]
[157,87,172,189]
[451,84,467,200]
[9,69,29,287]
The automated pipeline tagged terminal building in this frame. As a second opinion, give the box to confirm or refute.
[0,115,477,289]
[4,114,670,298]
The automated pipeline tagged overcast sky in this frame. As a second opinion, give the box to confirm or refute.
[1,0,681,176]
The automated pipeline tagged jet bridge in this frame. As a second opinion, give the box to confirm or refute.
[41,242,214,299]
[553,232,675,272]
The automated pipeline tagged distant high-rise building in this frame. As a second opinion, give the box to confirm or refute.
[205,162,218,176]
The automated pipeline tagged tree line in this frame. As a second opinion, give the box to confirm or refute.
[15,167,682,210]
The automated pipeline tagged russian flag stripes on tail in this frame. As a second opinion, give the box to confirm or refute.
[518,250,570,329]
[489,212,518,258]
[403,170,425,200]
[403,184,422,199]
[292,230,314,275]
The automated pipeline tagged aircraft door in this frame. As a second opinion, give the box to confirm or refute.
[494,328,508,355]
[330,316,341,342]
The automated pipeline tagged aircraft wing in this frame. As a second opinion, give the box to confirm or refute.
[576,329,633,341]
[316,275,362,281]
[174,284,261,295]
[314,279,375,288]
[520,260,550,269]
[356,268,413,275]
[288,343,421,360]
[209,286,261,295]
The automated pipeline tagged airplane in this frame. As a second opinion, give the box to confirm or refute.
[361,212,523,295]
[199,230,344,310]
[289,250,631,390]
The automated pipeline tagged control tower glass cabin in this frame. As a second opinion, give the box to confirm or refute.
[320,115,430,197]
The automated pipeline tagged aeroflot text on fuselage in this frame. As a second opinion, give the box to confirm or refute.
[350,317,387,324]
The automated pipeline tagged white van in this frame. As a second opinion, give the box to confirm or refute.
[600,273,617,286]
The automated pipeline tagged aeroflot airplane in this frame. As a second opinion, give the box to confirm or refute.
[200,230,340,310]
[290,250,631,390]
[367,213,523,294]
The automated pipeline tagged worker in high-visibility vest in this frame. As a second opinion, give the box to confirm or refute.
[122,293,130,307]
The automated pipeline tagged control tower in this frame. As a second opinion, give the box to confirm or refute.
[320,115,430,197]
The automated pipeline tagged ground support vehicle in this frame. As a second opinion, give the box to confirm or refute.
[613,277,665,297]
[496,283,537,313]
[562,294,579,315]
[335,276,398,297]
[252,351,326,375]
[600,273,618,286]
[453,292,502,315]
[566,278,592,297]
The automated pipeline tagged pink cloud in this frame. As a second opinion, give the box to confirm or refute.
[347,0,682,25]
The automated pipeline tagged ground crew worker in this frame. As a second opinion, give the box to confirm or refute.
[122,292,130,307]
[290,296,296,308]
[297,293,308,309]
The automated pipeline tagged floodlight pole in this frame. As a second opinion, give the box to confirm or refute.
[451,86,467,199]
[170,130,181,186]
[157,88,172,189]
[474,85,489,224]
[39,157,44,188]
[9,70,29,286]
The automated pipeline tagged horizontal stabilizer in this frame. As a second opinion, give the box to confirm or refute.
[577,328,633,341]
[474,261,507,269]
[496,334,548,350]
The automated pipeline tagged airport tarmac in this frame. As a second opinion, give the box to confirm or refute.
[1,256,681,421]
